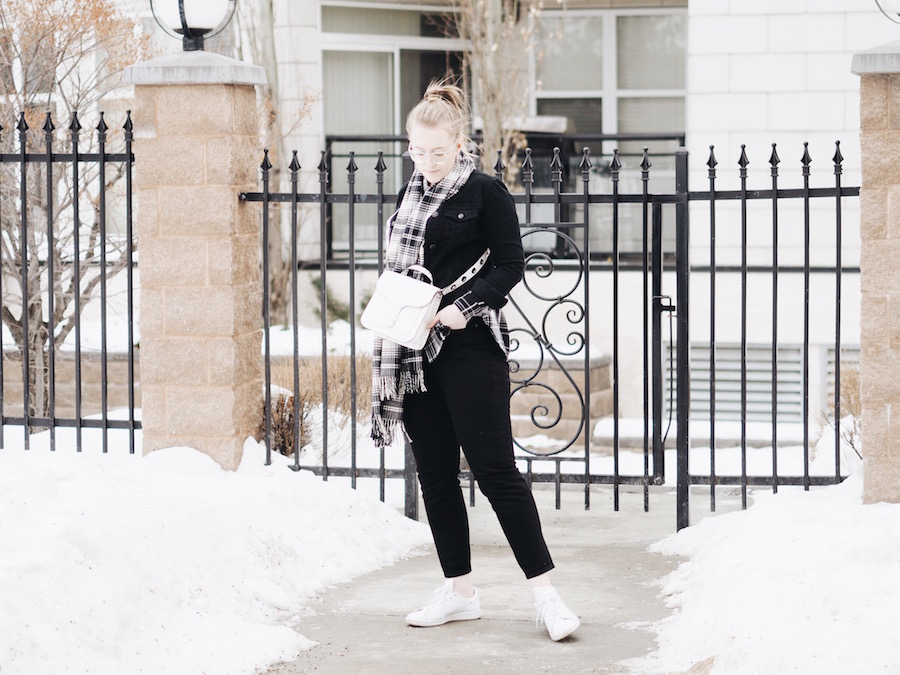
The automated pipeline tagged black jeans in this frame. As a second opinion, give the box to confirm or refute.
[403,318,554,579]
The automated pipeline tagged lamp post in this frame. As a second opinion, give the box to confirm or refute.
[150,0,236,52]
[876,0,900,24]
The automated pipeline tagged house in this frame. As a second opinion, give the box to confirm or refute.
[139,0,897,425]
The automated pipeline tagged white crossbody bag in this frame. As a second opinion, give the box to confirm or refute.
[361,249,490,350]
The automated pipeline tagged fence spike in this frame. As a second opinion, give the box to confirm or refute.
[375,150,386,174]
[609,148,622,181]
[16,111,28,133]
[640,146,651,174]
[801,142,812,176]
[69,111,82,135]
[522,147,534,184]
[738,144,749,169]
[832,140,844,170]
[580,146,592,173]
[493,150,505,179]
[550,147,563,187]
[769,143,780,168]
[346,151,358,174]
[260,148,272,172]
[43,111,55,134]
[123,110,133,136]
[550,147,563,170]
[707,145,718,174]
[318,150,329,183]
[289,150,300,173]
[96,112,108,137]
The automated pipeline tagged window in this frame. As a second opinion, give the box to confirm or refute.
[531,8,686,257]
[320,2,465,258]
[317,3,686,260]
[536,15,604,93]
[322,6,455,38]
[533,9,686,165]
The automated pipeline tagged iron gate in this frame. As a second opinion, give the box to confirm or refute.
[243,139,859,530]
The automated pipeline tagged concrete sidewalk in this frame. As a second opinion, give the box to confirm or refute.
[265,485,735,674]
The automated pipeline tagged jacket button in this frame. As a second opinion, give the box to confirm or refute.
[428,243,436,250]
[457,212,465,219]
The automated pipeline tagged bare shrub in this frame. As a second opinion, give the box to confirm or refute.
[259,354,372,457]
[822,362,862,460]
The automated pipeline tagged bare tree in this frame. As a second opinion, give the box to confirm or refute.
[0,0,150,421]
[451,0,540,181]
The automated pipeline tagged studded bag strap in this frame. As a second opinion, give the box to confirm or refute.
[441,248,491,294]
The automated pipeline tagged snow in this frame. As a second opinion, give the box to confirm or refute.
[267,320,372,357]
[627,472,900,674]
[625,429,900,675]
[0,314,896,673]
[0,428,430,675]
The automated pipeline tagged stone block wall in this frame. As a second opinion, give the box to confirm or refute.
[855,64,900,503]
[125,52,266,470]
[0,352,140,419]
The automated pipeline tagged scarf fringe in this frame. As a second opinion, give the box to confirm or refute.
[370,412,412,448]
[379,375,397,401]
[370,410,393,447]
[399,370,427,395]
[377,370,426,402]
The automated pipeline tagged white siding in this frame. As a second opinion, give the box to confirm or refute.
[686,2,896,190]
[681,0,884,425]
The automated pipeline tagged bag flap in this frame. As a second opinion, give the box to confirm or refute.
[373,270,441,307]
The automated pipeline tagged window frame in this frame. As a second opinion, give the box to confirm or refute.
[530,6,687,142]
[319,0,465,137]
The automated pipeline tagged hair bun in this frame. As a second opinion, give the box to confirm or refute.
[406,78,472,153]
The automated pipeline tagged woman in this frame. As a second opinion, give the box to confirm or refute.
[370,80,580,642]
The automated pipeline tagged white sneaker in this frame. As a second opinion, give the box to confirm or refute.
[535,589,580,641]
[405,580,481,627]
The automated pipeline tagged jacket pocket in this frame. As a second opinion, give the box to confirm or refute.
[447,208,481,246]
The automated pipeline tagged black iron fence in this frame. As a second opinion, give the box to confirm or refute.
[0,110,139,453]
[243,138,859,529]
[324,132,686,261]
[672,142,859,528]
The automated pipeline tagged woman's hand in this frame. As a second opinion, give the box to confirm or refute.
[428,304,467,331]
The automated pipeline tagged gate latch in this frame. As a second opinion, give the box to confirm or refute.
[655,294,675,314]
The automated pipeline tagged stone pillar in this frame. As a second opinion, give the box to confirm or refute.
[852,41,900,503]
[123,52,266,470]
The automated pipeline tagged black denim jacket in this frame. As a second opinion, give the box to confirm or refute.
[396,170,525,315]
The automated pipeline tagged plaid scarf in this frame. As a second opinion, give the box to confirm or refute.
[370,153,475,446]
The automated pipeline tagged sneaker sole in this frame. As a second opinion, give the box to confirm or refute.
[549,618,580,642]
[406,611,482,628]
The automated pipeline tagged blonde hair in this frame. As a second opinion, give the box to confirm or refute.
[406,79,472,149]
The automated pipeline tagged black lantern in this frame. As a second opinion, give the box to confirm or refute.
[876,0,900,24]
[150,0,237,52]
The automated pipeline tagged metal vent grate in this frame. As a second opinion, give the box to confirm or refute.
[665,343,804,421]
